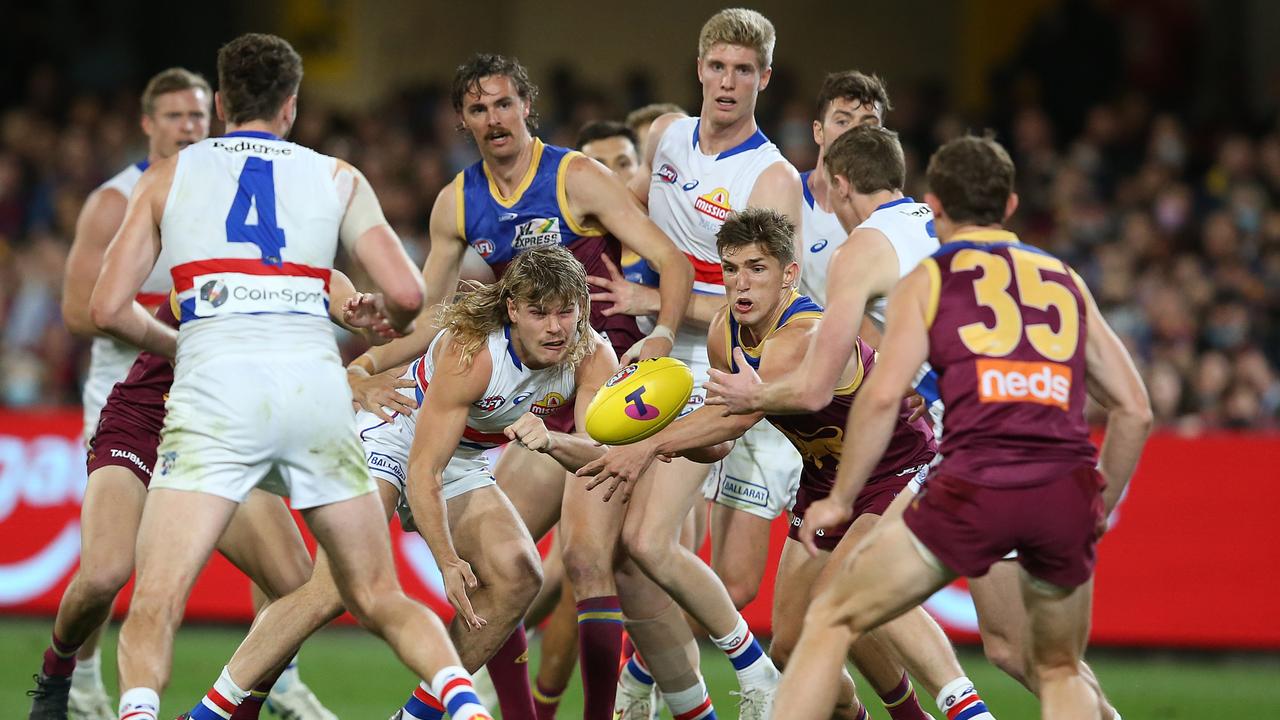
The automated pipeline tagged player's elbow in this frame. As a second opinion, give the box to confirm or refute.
[384,278,426,318]
[1119,389,1154,434]
[797,386,832,413]
[61,296,96,336]
[88,292,123,334]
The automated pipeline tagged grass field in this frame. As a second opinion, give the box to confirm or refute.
[3,618,1277,718]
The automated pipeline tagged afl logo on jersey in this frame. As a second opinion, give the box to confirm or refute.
[200,279,229,308]
[475,395,505,412]
[695,187,732,222]
[474,239,496,258]
[810,239,829,253]
[513,218,562,250]
[656,163,679,184]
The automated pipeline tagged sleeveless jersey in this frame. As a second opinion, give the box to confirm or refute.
[725,293,936,492]
[457,138,641,354]
[797,170,848,305]
[856,197,940,327]
[923,230,1095,486]
[82,160,177,436]
[412,325,577,461]
[162,131,343,357]
[648,116,789,295]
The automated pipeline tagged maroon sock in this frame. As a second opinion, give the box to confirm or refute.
[532,677,565,720]
[880,672,931,720]
[575,596,624,720]
[229,667,283,720]
[485,624,536,720]
[41,633,80,678]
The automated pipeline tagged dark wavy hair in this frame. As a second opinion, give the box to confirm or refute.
[216,34,303,124]
[451,53,540,131]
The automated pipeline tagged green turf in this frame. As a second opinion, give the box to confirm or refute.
[3,618,1277,718]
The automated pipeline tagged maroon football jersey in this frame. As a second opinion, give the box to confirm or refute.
[924,231,1096,486]
[95,299,178,436]
[725,292,937,494]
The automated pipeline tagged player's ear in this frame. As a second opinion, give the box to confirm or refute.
[214,92,227,124]
[925,192,945,218]
[758,65,772,92]
[140,112,153,137]
[783,260,799,287]
[812,119,823,148]
[506,297,518,322]
[1004,192,1019,222]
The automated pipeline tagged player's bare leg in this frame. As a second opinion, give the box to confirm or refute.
[1020,572,1099,719]
[972,567,1117,719]
[777,511,933,720]
[623,456,778,716]
[525,530,567,626]
[117,489,242,698]
[775,516,952,718]
[708,503,773,608]
[557,447,630,719]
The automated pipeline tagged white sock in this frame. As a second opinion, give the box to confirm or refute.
[430,666,492,720]
[710,615,777,686]
[935,676,994,720]
[662,680,715,719]
[72,647,104,690]
[118,687,160,720]
[273,654,301,692]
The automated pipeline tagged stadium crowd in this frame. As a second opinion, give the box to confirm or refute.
[0,69,1276,431]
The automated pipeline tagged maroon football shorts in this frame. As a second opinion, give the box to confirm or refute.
[903,465,1105,589]
[85,412,160,486]
[788,469,916,552]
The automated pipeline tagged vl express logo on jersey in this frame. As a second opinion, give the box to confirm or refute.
[656,163,679,184]
[531,392,567,417]
[623,386,660,421]
[513,217,562,250]
[976,358,1071,411]
[695,187,732,222]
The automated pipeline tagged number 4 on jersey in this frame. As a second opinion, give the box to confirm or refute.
[225,157,286,266]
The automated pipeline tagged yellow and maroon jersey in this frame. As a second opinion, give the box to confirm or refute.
[922,230,1096,486]
[725,292,936,493]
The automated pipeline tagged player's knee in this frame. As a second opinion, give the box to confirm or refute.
[77,560,133,604]
[492,544,544,604]
[620,520,672,572]
[768,634,795,670]
[722,577,760,609]
[982,633,1028,683]
[562,539,611,590]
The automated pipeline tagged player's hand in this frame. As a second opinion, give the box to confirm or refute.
[904,392,928,423]
[441,557,486,630]
[799,498,853,558]
[704,348,763,415]
[577,442,658,503]
[504,412,555,453]
[588,254,660,318]
[343,292,412,341]
[621,332,674,365]
[348,368,418,422]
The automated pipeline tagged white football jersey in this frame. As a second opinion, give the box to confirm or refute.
[796,170,848,306]
[163,131,345,356]
[415,326,578,461]
[857,197,939,326]
[82,161,177,438]
[648,116,790,295]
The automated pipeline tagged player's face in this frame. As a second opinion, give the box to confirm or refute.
[143,88,211,158]
[697,44,771,126]
[460,75,531,160]
[814,97,883,155]
[508,298,581,368]
[582,136,640,183]
[722,242,796,328]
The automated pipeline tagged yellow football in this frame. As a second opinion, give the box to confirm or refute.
[585,357,694,445]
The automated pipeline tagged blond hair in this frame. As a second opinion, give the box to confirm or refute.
[438,245,594,368]
[698,8,776,68]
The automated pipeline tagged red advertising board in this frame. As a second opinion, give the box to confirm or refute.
[1,409,1277,648]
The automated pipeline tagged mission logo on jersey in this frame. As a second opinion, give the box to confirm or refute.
[695,187,732,224]
[512,217,562,250]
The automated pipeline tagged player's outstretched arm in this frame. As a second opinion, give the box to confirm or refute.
[568,155,694,361]
[826,268,932,513]
[90,160,178,358]
[403,338,491,630]
[705,229,898,414]
[352,180,468,376]
[63,186,128,335]
[1077,276,1153,515]
[337,161,424,333]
